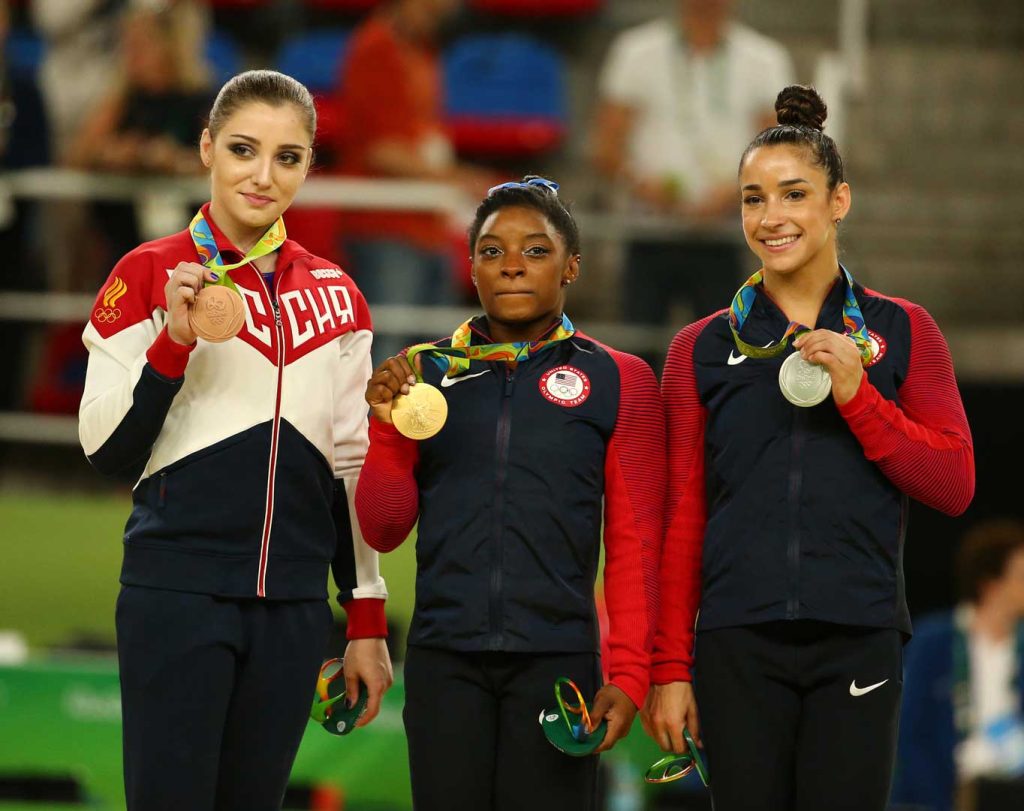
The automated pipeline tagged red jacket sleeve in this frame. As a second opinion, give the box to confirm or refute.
[651,319,713,685]
[837,300,975,516]
[354,418,421,552]
[601,349,665,708]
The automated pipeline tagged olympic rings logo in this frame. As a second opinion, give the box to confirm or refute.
[94,307,122,324]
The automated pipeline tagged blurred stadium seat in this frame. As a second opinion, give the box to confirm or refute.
[5,27,44,77]
[443,34,567,159]
[275,29,350,94]
[469,0,603,16]
[204,29,244,87]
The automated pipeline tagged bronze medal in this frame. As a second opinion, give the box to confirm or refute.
[778,353,832,407]
[189,285,245,343]
[391,383,448,440]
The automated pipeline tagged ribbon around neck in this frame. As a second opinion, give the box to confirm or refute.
[728,265,872,365]
[405,313,576,382]
[188,207,287,294]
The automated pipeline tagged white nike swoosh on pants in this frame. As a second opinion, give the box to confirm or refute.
[849,679,889,697]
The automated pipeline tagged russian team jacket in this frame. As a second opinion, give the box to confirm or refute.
[79,205,387,635]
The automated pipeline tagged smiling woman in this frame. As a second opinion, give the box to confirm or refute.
[644,85,976,811]
[77,70,393,810]
[355,177,665,811]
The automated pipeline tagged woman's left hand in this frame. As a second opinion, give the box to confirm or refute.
[589,683,638,753]
[792,329,864,405]
[342,637,394,728]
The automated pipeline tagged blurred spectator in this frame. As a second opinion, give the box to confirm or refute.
[591,0,794,332]
[0,0,51,410]
[334,0,492,361]
[64,2,212,270]
[30,0,122,161]
[893,519,1024,811]
[66,2,212,175]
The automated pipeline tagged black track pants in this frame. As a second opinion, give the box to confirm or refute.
[403,645,603,811]
[693,621,903,811]
[116,585,333,811]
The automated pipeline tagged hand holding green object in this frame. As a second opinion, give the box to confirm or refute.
[539,677,608,757]
[644,729,709,785]
[310,658,368,736]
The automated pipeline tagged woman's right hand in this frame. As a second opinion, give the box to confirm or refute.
[164,261,218,346]
[641,681,701,754]
[365,354,418,424]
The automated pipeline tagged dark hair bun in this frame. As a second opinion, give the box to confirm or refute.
[775,85,827,131]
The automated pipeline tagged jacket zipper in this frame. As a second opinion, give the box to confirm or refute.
[786,406,807,619]
[489,365,515,648]
[256,267,285,598]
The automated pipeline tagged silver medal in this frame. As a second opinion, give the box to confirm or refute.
[779,352,832,407]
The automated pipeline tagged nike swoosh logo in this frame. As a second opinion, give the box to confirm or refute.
[849,679,889,697]
[727,340,776,366]
[439,370,492,388]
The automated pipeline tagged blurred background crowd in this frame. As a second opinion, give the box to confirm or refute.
[0,1,1021,809]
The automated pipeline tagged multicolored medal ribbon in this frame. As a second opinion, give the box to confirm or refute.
[539,677,607,757]
[728,266,873,407]
[390,314,576,440]
[644,728,709,786]
[185,208,287,342]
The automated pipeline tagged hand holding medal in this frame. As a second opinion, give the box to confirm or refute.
[365,350,449,440]
[728,266,874,407]
[173,208,287,344]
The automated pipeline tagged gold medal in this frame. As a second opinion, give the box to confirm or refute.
[391,383,448,440]
[189,285,246,343]
[778,353,832,407]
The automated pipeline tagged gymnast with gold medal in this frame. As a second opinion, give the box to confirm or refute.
[358,177,665,811]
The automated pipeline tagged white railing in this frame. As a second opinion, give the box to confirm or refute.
[0,164,1020,446]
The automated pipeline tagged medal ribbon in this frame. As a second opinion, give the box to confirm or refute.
[405,313,576,381]
[188,208,287,294]
[728,266,873,365]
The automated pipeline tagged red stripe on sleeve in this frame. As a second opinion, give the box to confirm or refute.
[837,299,975,516]
[601,347,665,707]
[652,316,716,684]
[354,418,421,551]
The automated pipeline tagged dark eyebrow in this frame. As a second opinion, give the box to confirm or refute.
[741,178,809,192]
[228,134,307,151]
[478,231,554,243]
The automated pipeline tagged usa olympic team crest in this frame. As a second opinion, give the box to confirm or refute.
[540,365,591,407]
[865,330,888,367]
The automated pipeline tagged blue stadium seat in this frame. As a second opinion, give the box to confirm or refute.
[6,27,45,77]
[204,30,244,87]
[443,34,567,158]
[275,29,350,94]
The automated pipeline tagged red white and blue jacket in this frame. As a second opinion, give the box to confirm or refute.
[354,320,664,708]
[653,276,975,684]
[79,205,387,636]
